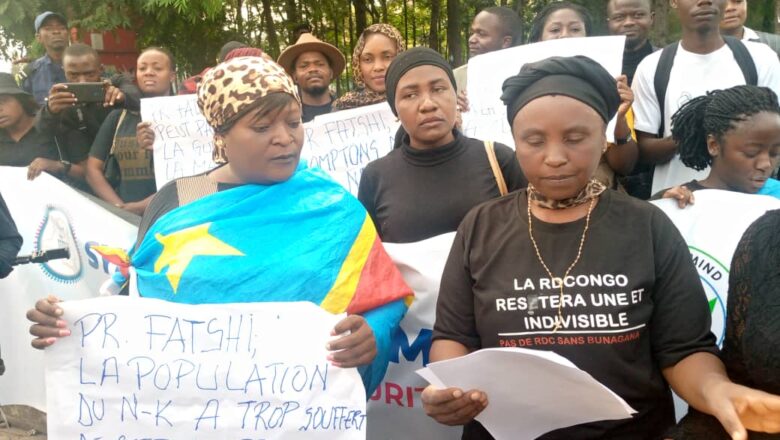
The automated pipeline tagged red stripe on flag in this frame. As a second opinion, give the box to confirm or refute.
[347,237,413,314]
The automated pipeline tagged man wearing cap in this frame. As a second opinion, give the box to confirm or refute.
[19,12,69,105]
[35,44,142,192]
[278,33,346,122]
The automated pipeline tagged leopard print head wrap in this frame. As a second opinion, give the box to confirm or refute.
[351,23,405,89]
[197,56,300,163]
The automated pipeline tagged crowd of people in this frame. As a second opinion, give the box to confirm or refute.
[4,0,780,439]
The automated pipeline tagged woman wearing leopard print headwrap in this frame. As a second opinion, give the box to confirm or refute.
[28,56,413,398]
[332,23,405,111]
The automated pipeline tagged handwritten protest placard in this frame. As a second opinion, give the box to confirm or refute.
[301,102,399,195]
[141,95,216,190]
[142,96,397,195]
[463,36,625,148]
[45,297,367,439]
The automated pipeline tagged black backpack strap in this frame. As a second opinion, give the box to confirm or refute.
[723,36,758,86]
[653,42,679,137]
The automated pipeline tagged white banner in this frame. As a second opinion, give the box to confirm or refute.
[45,298,366,439]
[142,95,216,190]
[0,167,138,410]
[463,36,626,148]
[651,189,780,345]
[301,102,399,195]
[367,233,460,439]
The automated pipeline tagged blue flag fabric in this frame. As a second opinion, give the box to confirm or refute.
[128,163,412,393]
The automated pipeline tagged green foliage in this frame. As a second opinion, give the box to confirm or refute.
[1,0,776,83]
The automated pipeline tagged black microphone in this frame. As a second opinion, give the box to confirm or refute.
[0,346,5,376]
[12,248,70,266]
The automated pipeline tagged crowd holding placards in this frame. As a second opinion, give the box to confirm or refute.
[3,1,780,439]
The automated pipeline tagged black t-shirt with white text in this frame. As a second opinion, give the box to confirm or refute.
[434,189,717,439]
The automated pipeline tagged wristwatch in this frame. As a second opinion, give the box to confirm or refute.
[616,133,633,145]
[60,160,72,176]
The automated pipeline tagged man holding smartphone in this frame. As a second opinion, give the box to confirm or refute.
[34,44,141,188]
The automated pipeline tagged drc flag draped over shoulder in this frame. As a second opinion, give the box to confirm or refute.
[122,163,412,393]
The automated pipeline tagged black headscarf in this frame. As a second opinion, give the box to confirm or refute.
[501,55,620,126]
[385,47,457,116]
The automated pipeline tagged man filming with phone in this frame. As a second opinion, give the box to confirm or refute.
[34,43,140,186]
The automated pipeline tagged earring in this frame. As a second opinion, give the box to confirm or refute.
[212,137,228,164]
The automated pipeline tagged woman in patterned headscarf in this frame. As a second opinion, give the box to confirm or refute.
[28,56,412,396]
[332,23,405,111]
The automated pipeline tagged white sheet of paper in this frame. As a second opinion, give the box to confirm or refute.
[463,36,625,148]
[141,95,217,189]
[300,102,399,195]
[45,297,366,439]
[417,347,635,439]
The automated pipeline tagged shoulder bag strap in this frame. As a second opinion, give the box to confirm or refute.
[723,36,758,86]
[653,42,679,138]
[109,109,129,156]
[484,140,508,196]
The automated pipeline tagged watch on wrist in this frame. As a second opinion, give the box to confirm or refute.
[60,160,72,176]
[616,133,633,145]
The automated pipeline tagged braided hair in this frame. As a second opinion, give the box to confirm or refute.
[671,85,780,171]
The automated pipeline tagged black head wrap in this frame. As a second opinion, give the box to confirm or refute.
[501,56,620,126]
[385,47,456,116]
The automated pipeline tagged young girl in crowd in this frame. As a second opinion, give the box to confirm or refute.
[671,209,780,439]
[421,55,780,439]
[358,47,525,243]
[28,55,411,395]
[85,47,177,216]
[658,85,780,207]
[332,24,405,110]
[529,1,639,191]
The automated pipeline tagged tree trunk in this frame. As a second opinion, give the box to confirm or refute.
[236,0,244,35]
[261,0,280,58]
[514,0,525,43]
[776,0,780,34]
[429,0,441,51]
[403,0,409,45]
[447,0,462,66]
[380,0,388,23]
[284,0,300,44]
[412,0,417,46]
[652,0,671,46]
[353,0,368,36]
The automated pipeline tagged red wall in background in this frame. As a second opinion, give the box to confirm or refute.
[78,29,138,73]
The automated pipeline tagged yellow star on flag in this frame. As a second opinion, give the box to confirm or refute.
[154,223,244,293]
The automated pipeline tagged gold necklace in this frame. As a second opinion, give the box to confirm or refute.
[527,195,595,333]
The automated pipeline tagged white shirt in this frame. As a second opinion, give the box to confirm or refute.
[742,26,761,41]
[632,41,780,194]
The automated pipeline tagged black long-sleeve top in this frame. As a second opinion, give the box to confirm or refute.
[357,130,526,243]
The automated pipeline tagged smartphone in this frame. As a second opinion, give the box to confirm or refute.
[63,82,105,103]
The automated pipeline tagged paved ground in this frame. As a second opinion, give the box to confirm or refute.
[0,406,46,440]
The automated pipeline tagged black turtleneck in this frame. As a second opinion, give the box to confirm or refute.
[357,130,525,243]
[623,39,656,85]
